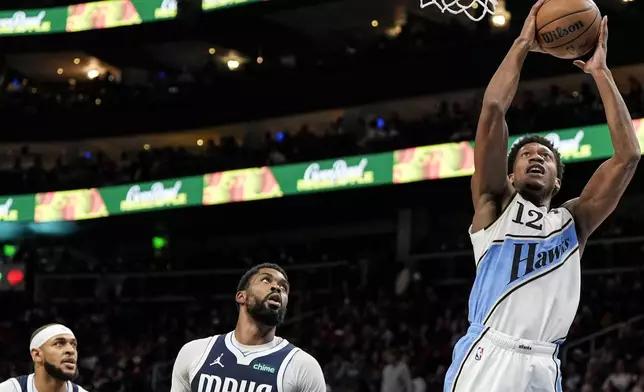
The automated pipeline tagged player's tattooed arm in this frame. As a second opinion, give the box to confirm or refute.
[563,17,641,245]
[471,0,545,226]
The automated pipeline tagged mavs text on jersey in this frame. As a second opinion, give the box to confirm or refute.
[171,332,325,392]
[445,192,581,392]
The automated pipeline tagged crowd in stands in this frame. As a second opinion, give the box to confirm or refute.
[1,74,642,195]
[0,4,643,391]
[1,223,642,392]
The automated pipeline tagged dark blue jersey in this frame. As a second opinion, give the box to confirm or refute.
[191,332,299,392]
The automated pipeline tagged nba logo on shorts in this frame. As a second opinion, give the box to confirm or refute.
[474,347,484,361]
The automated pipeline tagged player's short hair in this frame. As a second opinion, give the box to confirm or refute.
[508,134,565,181]
[236,263,288,309]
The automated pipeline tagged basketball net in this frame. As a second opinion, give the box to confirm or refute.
[420,0,498,22]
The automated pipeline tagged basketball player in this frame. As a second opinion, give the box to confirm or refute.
[0,324,87,392]
[444,3,640,392]
[171,263,326,392]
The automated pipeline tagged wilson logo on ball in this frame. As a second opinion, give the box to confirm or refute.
[540,20,586,44]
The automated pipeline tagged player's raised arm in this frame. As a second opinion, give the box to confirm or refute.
[564,16,641,244]
[471,0,545,217]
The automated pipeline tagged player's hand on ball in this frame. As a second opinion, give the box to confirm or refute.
[519,0,547,52]
[573,16,608,73]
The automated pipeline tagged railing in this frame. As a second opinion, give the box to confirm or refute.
[561,314,644,365]
[34,260,348,303]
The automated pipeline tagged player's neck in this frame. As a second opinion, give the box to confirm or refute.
[234,314,276,345]
[34,371,68,392]
[520,191,551,209]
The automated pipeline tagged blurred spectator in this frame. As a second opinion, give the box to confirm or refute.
[381,349,413,392]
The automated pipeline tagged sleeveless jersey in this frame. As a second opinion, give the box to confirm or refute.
[468,192,581,343]
[10,374,80,392]
[190,332,299,392]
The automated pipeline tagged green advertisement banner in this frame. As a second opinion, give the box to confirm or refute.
[0,8,67,36]
[135,0,177,20]
[202,0,264,11]
[0,195,35,222]
[273,153,394,194]
[100,177,203,213]
[506,124,616,164]
[2,118,643,223]
[0,0,176,36]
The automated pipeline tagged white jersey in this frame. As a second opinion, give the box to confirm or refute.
[0,374,88,392]
[468,192,581,343]
[171,331,326,392]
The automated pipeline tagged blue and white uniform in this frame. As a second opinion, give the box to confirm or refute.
[171,332,326,392]
[445,192,581,392]
[0,374,87,392]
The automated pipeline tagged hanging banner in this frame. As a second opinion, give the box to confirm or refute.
[66,0,143,32]
[0,0,176,36]
[394,142,474,184]
[202,0,264,11]
[203,167,283,205]
[0,8,67,36]
[1,118,643,223]
[273,153,393,194]
[0,195,36,222]
[506,124,614,163]
[100,177,203,213]
[35,189,109,222]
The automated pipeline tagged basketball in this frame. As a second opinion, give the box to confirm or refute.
[536,0,602,59]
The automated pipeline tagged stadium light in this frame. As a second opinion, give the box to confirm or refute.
[490,0,510,28]
[7,269,24,286]
[227,60,240,70]
[3,244,17,258]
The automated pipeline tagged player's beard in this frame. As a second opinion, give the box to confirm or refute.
[44,360,78,382]
[247,293,287,327]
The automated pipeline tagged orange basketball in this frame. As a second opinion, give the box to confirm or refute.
[535,0,601,59]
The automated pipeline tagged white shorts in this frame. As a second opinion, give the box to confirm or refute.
[444,325,563,392]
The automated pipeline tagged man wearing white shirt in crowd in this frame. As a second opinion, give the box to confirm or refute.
[381,350,413,392]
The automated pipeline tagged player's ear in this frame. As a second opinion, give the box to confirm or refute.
[553,178,561,195]
[236,290,246,307]
[508,173,515,185]
[31,349,43,365]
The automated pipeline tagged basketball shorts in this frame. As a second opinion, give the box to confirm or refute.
[444,324,563,392]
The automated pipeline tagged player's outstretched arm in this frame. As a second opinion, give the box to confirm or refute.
[564,16,641,244]
[471,0,545,218]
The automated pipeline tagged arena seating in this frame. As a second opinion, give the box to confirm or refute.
[1,22,643,392]
[1,76,642,194]
[1,212,642,392]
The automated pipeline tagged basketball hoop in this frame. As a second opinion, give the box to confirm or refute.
[420,0,498,22]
